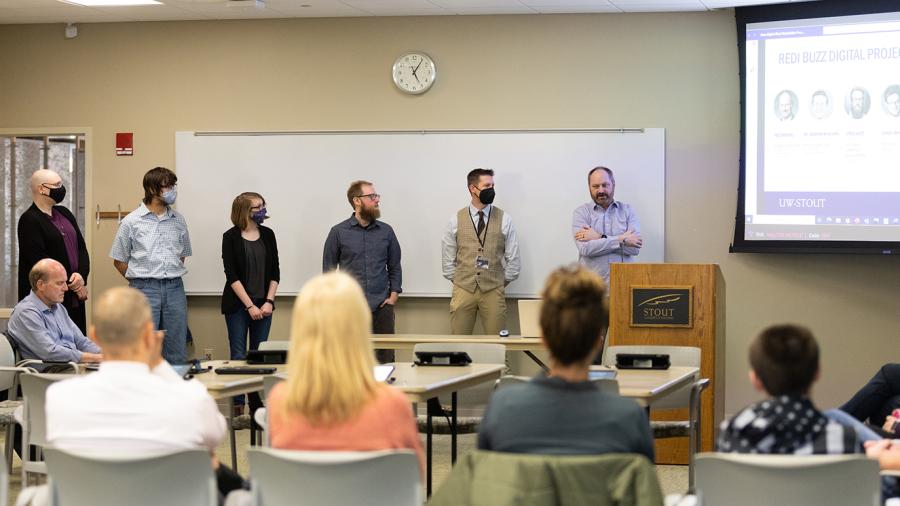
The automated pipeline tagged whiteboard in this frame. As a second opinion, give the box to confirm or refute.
[175,129,665,296]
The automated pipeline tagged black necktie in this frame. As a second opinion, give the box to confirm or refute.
[477,211,485,237]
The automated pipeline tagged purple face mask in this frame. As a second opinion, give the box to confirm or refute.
[251,208,267,225]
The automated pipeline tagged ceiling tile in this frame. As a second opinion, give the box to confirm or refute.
[611,0,707,12]
[260,0,368,16]
[0,0,824,23]
[95,5,209,20]
[530,5,621,13]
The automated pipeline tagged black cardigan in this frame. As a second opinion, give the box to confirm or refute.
[17,203,90,301]
[221,225,280,314]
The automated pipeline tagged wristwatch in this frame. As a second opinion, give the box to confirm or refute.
[265,298,276,310]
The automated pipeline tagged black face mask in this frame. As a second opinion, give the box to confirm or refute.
[44,184,66,204]
[478,187,496,205]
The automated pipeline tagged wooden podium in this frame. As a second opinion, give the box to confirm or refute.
[608,263,725,465]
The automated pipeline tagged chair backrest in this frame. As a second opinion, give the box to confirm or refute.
[413,343,505,416]
[249,448,420,506]
[604,345,700,409]
[517,299,542,337]
[44,448,217,506]
[428,450,663,506]
[694,453,880,506]
[258,340,289,351]
[263,373,286,403]
[493,374,529,391]
[21,373,66,447]
[0,333,18,391]
[592,377,620,395]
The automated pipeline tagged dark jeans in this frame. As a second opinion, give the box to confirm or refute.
[840,363,900,427]
[372,303,395,364]
[225,299,272,407]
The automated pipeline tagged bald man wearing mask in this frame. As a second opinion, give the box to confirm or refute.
[17,169,90,333]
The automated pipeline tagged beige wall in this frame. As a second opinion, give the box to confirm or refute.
[2,12,898,415]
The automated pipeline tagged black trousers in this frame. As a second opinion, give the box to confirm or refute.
[841,363,900,427]
[216,464,246,498]
[372,303,395,364]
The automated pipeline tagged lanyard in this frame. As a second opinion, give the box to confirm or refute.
[470,207,491,248]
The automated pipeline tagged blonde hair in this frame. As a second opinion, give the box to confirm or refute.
[282,272,378,425]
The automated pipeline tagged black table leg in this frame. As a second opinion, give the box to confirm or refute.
[451,391,458,464]
[427,407,433,496]
[525,350,549,371]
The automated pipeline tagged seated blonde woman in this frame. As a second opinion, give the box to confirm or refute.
[266,272,424,473]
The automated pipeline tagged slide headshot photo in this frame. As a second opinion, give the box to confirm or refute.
[809,90,832,120]
[884,85,900,118]
[846,87,871,119]
[774,89,797,121]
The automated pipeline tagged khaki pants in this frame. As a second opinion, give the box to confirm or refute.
[450,284,507,335]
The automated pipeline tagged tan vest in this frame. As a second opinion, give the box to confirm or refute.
[454,206,505,293]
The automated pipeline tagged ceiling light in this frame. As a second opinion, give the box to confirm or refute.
[60,0,162,6]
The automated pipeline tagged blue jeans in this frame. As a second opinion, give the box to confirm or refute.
[825,409,899,500]
[224,300,272,406]
[130,277,187,364]
[825,408,884,443]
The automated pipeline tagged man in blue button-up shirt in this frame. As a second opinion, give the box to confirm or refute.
[572,166,643,285]
[7,258,103,364]
[110,167,192,364]
[323,180,402,363]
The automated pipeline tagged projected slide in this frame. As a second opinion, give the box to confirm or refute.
[744,12,900,243]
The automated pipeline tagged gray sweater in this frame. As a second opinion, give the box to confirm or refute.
[477,375,655,460]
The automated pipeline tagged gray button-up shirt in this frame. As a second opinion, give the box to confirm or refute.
[572,200,641,283]
[109,203,192,279]
[323,215,402,312]
[7,291,101,362]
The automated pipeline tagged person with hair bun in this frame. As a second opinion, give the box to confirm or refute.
[476,265,653,458]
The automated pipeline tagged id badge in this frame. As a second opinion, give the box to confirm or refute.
[475,256,490,270]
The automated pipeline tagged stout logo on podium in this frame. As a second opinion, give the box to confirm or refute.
[630,286,693,328]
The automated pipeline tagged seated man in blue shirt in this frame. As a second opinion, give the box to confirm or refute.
[7,258,103,365]
[478,265,654,459]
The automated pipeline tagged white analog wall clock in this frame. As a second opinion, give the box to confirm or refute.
[392,51,436,95]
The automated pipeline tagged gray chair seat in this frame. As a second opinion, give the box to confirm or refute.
[415,414,480,435]
[0,401,21,425]
[651,420,691,438]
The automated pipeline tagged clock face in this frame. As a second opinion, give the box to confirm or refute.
[392,52,436,95]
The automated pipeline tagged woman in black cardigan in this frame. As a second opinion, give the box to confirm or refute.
[222,192,280,414]
[17,170,90,333]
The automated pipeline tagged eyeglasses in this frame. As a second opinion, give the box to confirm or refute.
[356,193,380,201]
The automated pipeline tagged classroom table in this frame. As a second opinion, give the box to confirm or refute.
[594,365,700,407]
[372,334,548,369]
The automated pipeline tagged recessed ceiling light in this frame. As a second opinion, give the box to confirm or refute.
[60,0,162,6]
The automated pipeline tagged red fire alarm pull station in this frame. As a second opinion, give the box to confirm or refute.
[116,132,133,156]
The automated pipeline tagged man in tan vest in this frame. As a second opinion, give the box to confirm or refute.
[441,168,521,334]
